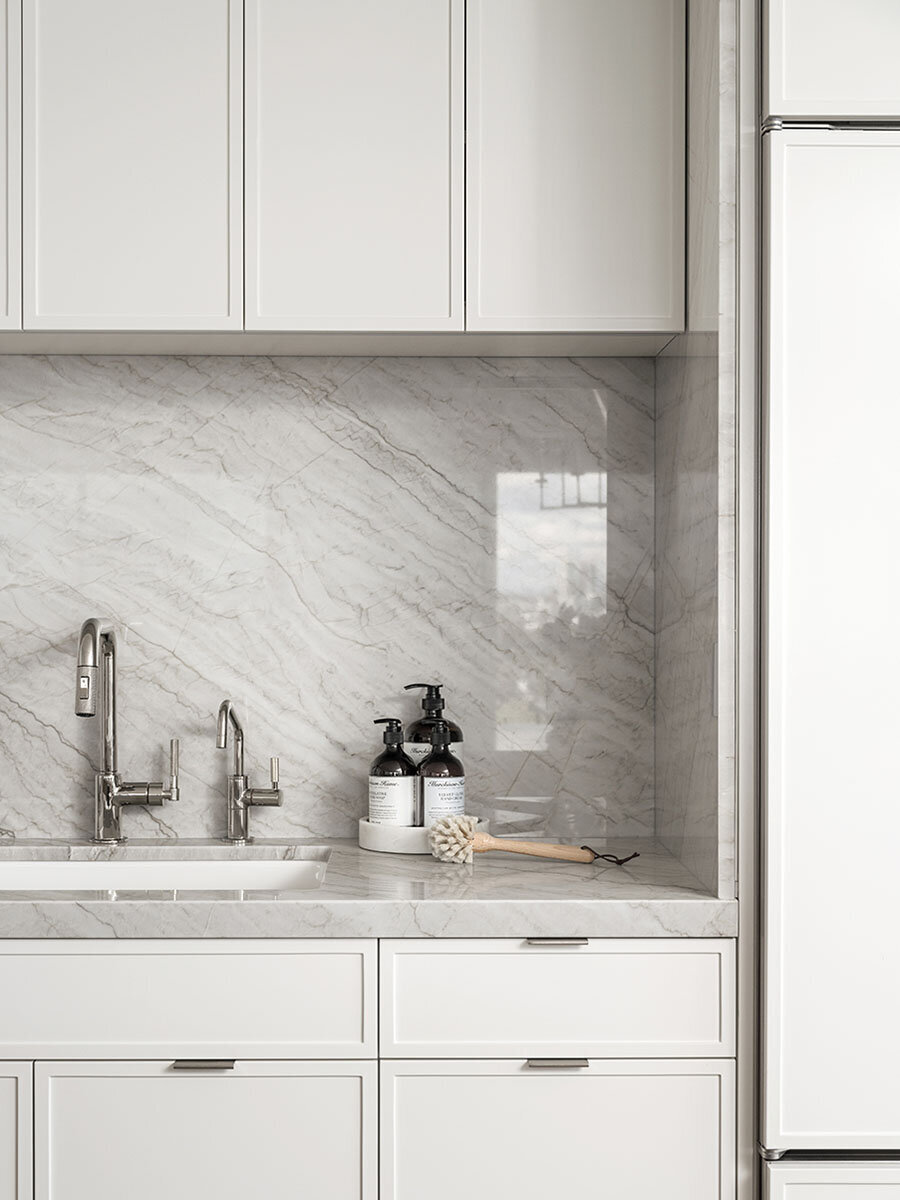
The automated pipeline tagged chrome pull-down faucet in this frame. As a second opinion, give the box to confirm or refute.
[216,700,282,843]
[75,618,180,843]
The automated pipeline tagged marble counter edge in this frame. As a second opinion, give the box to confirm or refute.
[0,896,738,939]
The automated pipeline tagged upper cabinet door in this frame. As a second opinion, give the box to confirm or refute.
[246,0,463,331]
[0,0,21,329]
[23,0,242,330]
[766,0,900,119]
[466,0,685,333]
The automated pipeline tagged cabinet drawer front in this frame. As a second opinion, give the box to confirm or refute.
[380,938,734,1057]
[382,1060,735,1200]
[0,940,375,1058]
[36,1061,376,1200]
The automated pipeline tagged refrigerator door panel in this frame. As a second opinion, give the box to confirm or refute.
[766,1162,900,1197]
[764,128,900,1152]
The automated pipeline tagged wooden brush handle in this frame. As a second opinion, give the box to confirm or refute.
[471,833,595,864]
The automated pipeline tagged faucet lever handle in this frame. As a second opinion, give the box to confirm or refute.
[168,738,181,800]
[270,756,279,788]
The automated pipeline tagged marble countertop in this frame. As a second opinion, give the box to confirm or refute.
[0,838,737,938]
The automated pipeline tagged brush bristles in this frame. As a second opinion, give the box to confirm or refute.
[429,815,478,864]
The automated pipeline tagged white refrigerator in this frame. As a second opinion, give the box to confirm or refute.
[763,123,900,1193]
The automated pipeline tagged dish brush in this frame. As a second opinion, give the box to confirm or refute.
[429,815,639,866]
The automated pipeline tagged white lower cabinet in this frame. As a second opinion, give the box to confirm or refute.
[0,1065,31,1200]
[766,1163,900,1196]
[381,1059,735,1200]
[35,1060,376,1200]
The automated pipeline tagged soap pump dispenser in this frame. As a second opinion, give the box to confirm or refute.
[418,719,465,825]
[368,718,420,827]
[403,683,463,766]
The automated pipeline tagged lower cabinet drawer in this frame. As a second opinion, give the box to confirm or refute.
[382,1059,735,1200]
[35,1060,376,1200]
[766,1163,900,1196]
[380,938,735,1057]
[0,939,376,1058]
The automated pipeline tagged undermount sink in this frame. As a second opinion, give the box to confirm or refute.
[0,847,331,893]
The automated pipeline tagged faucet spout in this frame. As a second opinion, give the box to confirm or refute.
[75,617,104,717]
[216,700,244,778]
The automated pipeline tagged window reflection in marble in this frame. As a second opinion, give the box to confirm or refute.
[495,463,607,755]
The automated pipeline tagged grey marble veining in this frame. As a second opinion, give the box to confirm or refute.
[0,838,737,938]
[0,355,655,843]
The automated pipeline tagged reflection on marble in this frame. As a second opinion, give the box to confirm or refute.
[0,838,738,937]
[0,355,654,842]
[655,337,719,894]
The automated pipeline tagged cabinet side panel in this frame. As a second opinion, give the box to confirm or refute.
[0,0,21,328]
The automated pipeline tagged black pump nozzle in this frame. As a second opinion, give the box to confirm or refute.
[404,683,445,714]
[373,717,404,745]
[428,720,450,747]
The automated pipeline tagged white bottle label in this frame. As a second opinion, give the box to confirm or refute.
[423,776,465,825]
[368,776,418,826]
[404,742,432,766]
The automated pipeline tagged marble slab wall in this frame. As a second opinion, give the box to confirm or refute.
[0,355,656,842]
[655,337,719,893]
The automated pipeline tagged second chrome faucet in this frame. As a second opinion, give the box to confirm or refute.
[216,700,283,843]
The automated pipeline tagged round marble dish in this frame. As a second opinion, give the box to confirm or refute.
[358,817,489,855]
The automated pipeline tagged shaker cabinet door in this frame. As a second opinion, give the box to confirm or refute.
[764,129,900,1151]
[382,1060,734,1200]
[466,0,684,332]
[765,0,900,119]
[0,1065,31,1200]
[245,0,463,331]
[35,1060,376,1200]
[766,1163,900,1198]
[23,0,242,330]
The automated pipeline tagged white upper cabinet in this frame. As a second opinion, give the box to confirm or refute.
[0,0,20,329]
[466,0,685,332]
[766,0,900,119]
[245,0,463,331]
[23,0,242,330]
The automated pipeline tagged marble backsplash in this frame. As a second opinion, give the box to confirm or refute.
[0,355,657,842]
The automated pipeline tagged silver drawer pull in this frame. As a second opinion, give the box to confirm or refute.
[525,938,589,946]
[171,1060,235,1071]
[525,1058,590,1069]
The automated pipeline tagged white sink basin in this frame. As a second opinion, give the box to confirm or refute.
[0,854,329,893]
